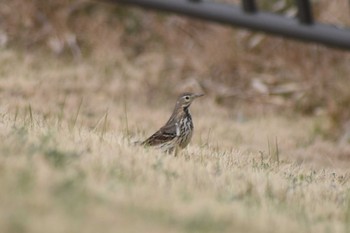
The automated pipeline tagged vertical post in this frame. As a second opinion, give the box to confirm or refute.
[295,0,313,24]
[241,0,257,13]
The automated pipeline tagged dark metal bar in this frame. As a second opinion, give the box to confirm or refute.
[242,0,257,13]
[105,0,350,50]
[295,0,313,24]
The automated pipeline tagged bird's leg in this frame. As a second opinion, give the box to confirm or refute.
[174,146,180,157]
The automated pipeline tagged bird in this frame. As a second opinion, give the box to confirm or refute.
[142,92,204,156]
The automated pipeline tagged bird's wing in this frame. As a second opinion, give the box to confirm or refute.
[142,123,177,146]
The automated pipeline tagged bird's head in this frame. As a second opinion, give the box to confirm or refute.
[176,92,204,109]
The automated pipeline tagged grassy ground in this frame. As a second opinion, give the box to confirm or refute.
[0,49,350,233]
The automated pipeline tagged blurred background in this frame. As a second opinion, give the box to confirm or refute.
[1,0,350,138]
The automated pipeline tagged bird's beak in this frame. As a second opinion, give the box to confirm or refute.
[193,93,204,99]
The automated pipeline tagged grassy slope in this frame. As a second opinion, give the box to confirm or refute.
[0,50,349,233]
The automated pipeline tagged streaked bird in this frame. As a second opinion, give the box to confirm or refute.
[142,93,204,156]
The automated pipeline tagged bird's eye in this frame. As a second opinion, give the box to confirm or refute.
[184,96,190,101]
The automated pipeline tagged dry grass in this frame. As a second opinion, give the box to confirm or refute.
[1,1,350,232]
[0,49,350,233]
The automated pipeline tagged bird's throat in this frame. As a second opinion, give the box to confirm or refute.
[183,106,189,114]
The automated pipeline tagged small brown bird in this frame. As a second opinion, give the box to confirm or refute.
[142,93,204,156]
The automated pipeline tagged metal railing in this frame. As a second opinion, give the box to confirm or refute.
[103,0,350,50]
